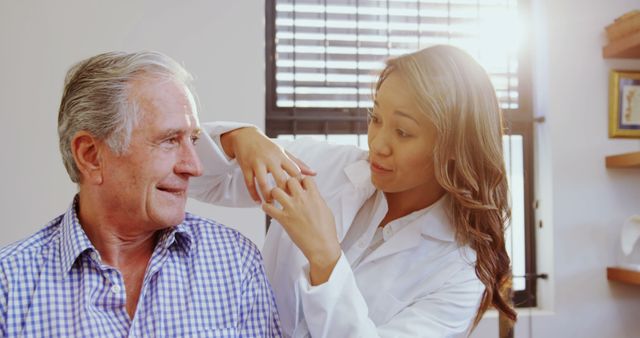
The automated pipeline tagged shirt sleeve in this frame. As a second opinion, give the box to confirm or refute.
[0,267,7,337]
[297,253,483,338]
[236,234,282,338]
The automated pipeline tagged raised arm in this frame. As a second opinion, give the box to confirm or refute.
[218,126,314,203]
[189,121,366,207]
[188,122,312,206]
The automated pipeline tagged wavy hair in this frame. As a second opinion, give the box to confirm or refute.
[375,45,517,331]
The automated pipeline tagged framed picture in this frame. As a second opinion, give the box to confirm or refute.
[609,70,640,138]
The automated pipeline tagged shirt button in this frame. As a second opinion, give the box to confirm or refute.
[90,252,100,261]
[111,285,121,293]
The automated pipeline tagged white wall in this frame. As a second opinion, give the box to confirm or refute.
[471,0,640,337]
[2,1,640,337]
[0,0,267,248]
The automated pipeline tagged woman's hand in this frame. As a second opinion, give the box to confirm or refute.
[262,177,341,286]
[220,127,315,202]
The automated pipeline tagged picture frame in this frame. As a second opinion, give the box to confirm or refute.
[609,70,640,138]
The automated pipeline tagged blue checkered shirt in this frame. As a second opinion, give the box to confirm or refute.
[0,198,281,337]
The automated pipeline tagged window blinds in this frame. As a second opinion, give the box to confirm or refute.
[273,0,520,110]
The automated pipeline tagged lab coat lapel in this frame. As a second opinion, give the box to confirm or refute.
[358,219,423,267]
[358,197,454,267]
[336,160,376,242]
[336,192,360,242]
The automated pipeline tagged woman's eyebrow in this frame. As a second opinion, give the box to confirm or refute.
[394,110,419,124]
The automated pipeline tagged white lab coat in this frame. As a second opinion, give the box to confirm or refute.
[189,122,485,338]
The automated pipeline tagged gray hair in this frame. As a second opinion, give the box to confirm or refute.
[58,51,195,183]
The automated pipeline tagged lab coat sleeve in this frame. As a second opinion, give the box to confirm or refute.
[298,254,484,338]
[189,121,367,206]
[188,121,260,207]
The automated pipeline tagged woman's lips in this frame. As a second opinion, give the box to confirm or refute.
[370,161,392,174]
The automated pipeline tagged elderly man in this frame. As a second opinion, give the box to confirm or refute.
[0,51,281,337]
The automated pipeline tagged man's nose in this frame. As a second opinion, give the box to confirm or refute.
[177,141,203,177]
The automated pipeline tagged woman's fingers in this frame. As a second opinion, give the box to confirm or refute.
[242,169,260,203]
[261,201,284,221]
[228,126,314,203]
[284,150,316,177]
[285,177,305,196]
[270,164,290,191]
[270,187,293,210]
[242,158,308,203]
[253,164,272,202]
[300,176,318,192]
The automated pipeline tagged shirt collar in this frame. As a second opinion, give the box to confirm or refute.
[59,196,96,275]
[59,196,194,276]
[344,161,456,243]
[418,196,455,242]
[377,193,455,243]
[156,221,193,254]
[344,159,375,191]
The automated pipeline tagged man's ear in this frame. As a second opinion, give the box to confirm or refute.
[70,131,104,185]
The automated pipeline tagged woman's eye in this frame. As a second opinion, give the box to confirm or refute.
[396,129,410,137]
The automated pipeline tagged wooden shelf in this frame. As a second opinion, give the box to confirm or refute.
[603,30,640,58]
[607,267,640,285]
[605,151,640,168]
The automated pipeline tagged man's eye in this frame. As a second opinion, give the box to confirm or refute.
[367,111,380,124]
[191,135,200,145]
[160,137,179,148]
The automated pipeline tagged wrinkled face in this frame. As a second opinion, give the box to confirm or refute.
[100,76,203,230]
[367,71,440,195]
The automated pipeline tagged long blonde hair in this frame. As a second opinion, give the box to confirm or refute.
[376,45,517,330]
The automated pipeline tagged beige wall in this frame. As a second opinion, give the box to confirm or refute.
[472,0,640,337]
[0,0,267,247]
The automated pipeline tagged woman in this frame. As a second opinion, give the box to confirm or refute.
[189,45,516,337]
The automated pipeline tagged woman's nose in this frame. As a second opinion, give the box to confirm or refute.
[369,132,392,157]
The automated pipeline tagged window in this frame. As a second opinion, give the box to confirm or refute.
[266,0,536,307]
